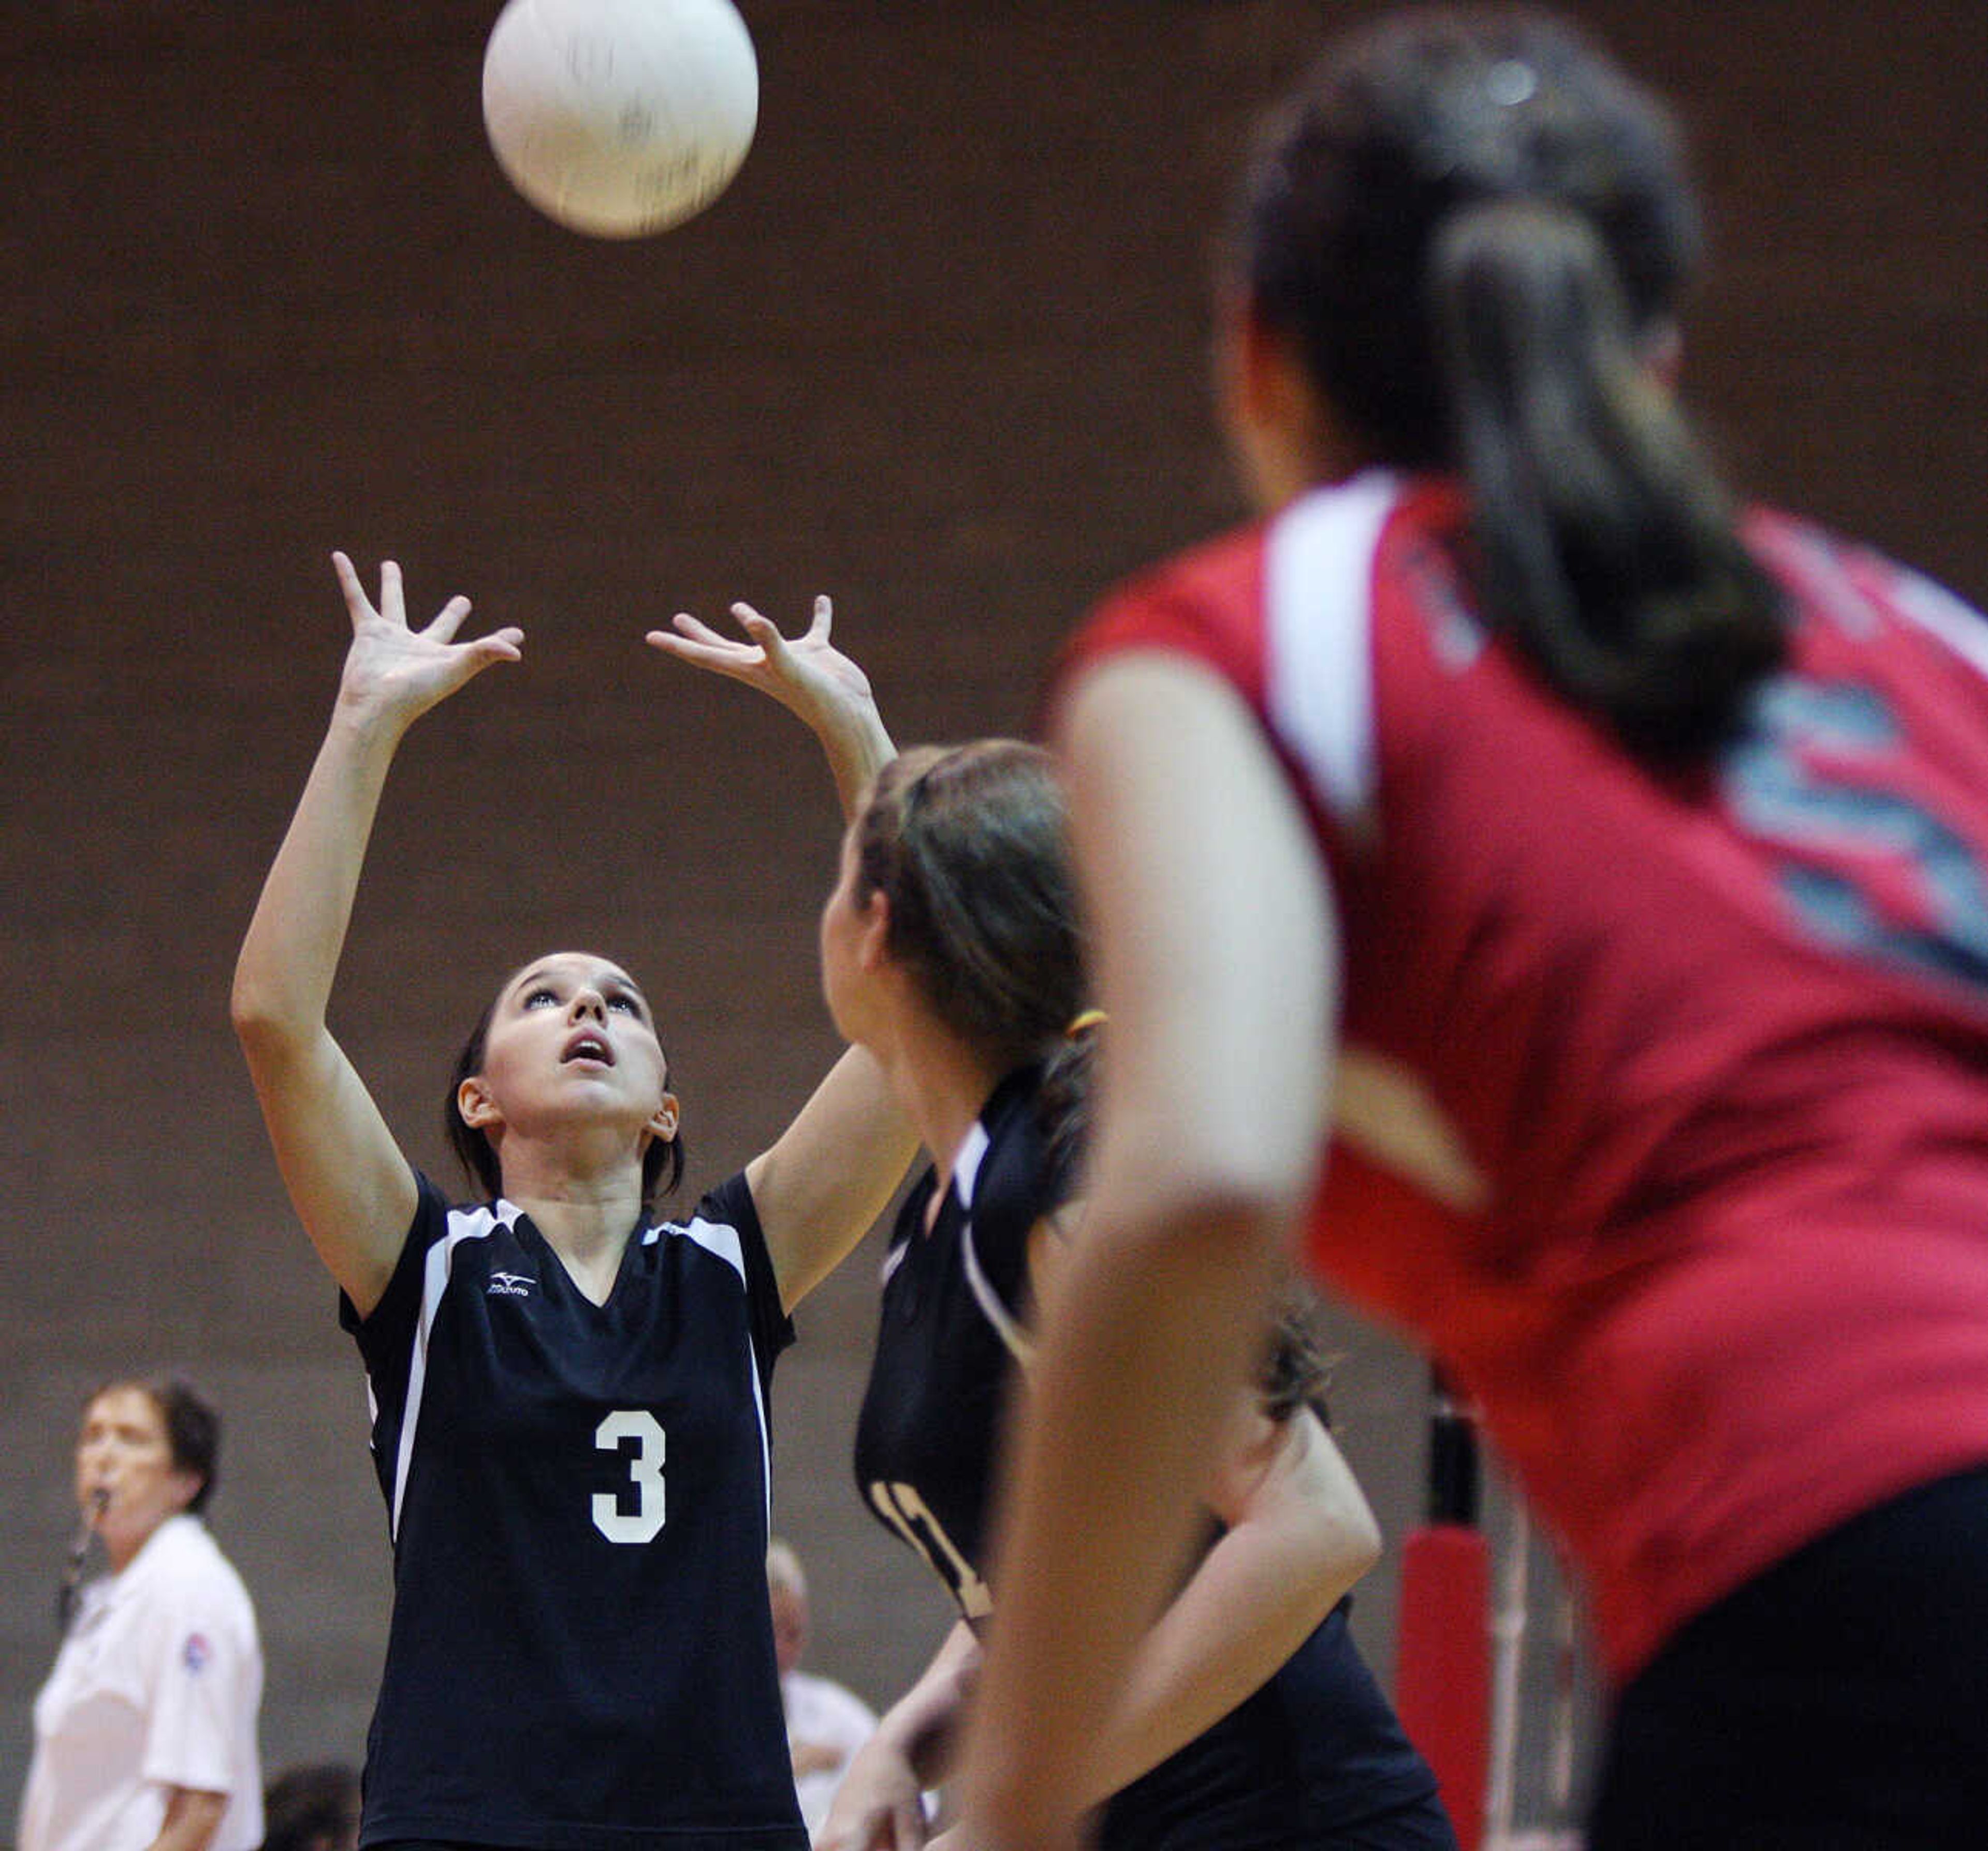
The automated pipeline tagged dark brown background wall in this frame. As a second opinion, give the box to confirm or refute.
[4,0,1983,1826]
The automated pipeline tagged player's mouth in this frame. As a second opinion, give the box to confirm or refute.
[562,1030,615,1067]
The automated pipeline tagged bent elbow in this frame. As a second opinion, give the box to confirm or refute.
[1118,1074,1320,1226]
[229,969,311,1066]
[1289,1491,1382,1615]
[1285,1425,1383,1594]
[1333,1497,1384,1585]
[228,973,280,1047]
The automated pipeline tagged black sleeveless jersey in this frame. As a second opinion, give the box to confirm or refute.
[342,1170,808,1851]
[853,1069,1456,1850]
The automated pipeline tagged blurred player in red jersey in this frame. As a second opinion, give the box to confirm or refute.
[954,10,1988,1850]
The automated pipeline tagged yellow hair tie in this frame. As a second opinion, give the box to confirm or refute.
[1065,1008,1108,1037]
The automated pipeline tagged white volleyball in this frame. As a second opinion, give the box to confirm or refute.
[481,0,759,238]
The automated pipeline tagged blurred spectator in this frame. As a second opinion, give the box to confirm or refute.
[767,1540,878,1836]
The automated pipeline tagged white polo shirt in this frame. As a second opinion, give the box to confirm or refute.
[780,1668,878,1835]
[19,1514,264,1851]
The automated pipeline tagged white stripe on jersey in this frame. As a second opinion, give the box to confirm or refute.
[1892,568,1988,681]
[963,1229,1034,1369]
[1261,473,1495,1208]
[1264,469,1403,825]
[387,1203,776,1542]
[953,1121,1035,1368]
[954,1121,991,1207]
[654,1212,749,1283]
[389,1203,514,1540]
[652,1212,770,1535]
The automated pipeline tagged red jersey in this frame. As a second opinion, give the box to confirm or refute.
[1059,471,1988,1680]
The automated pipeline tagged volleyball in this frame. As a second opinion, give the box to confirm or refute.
[481,0,759,239]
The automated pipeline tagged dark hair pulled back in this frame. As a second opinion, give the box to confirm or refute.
[856,741,1087,1074]
[1240,7,1785,761]
[854,741,1099,1173]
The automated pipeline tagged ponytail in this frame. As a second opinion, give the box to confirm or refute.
[1238,11,1790,764]
[1428,198,1785,761]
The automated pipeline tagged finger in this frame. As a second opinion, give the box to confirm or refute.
[893,1797,926,1847]
[730,603,787,658]
[330,550,376,626]
[424,594,475,644]
[378,559,406,626]
[644,630,744,672]
[474,626,525,664]
[667,610,738,649]
[809,593,835,643]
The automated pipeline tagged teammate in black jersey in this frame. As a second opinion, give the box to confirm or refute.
[811,740,1454,1850]
[232,557,916,1851]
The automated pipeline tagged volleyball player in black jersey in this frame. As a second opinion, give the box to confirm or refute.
[812,741,1454,1851]
[232,558,917,1851]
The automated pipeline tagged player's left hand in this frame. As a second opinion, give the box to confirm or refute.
[647,595,879,739]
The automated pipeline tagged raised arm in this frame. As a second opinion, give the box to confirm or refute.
[230,555,522,1315]
[647,597,918,1309]
[956,651,1339,1850]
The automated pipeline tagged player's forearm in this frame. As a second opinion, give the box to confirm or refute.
[876,1619,980,1782]
[231,706,402,1044]
[814,699,895,822]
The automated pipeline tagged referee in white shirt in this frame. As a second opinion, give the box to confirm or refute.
[19,1377,264,1851]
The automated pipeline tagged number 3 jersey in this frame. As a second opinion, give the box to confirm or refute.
[853,1068,1452,1850]
[341,1170,807,1851]
[1054,468,1988,1684]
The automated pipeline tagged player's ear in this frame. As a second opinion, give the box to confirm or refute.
[1215,288,1346,506]
[1215,288,1296,431]
[457,1075,502,1130]
[855,888,893,973]
[648,1090,680,1143]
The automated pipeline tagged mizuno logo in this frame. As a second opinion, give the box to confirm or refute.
[488,1272,536,1298]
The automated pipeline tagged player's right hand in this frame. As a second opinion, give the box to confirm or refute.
[330,551,522,728]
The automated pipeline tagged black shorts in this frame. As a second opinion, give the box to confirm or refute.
[1589,1464,1988,1851]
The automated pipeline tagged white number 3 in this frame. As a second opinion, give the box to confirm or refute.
[593,1409,666,1543]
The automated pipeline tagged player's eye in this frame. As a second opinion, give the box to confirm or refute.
[606,993,639,1015]
[523,986,560,1008]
